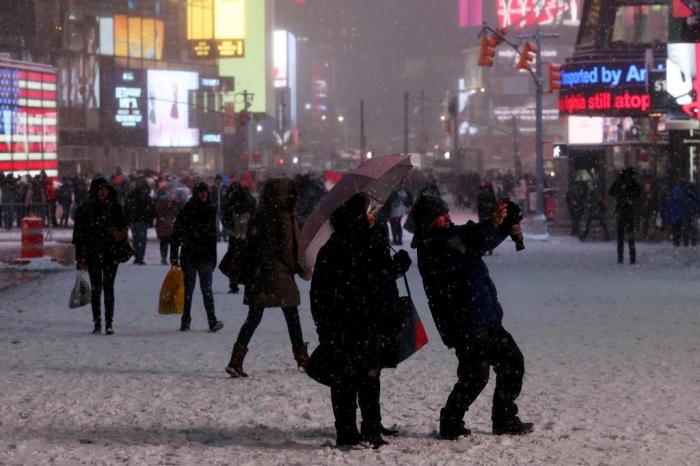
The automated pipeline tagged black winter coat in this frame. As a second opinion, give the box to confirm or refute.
[124,186,154,225]
[310,225,405,380]
[72,184,128,264]
[609,174,641,214]
[170,198,218,265]
[416,221,509,348]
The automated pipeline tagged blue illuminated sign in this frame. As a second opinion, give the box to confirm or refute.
[561,62,665,89]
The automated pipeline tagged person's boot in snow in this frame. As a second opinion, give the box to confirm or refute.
[105,321,114,335]
[92,320,101,335]
[293,342,310,371]
[209,320,224,332]
[180,316,191,332]
[492,416,533,435]
[360,421,388,449]
[380,425,399,436]
[225,342,248,377]
[439,408,471,440]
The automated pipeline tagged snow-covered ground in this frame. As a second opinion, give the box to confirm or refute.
[1,220,699,465]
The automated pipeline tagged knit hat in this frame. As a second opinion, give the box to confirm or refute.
[410,193,449,248]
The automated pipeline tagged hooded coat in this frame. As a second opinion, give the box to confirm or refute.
[310,193,408,381]
[243,178,301,309]
[170,182,217,265]
[411,195,516,348]
[72,178,128,264]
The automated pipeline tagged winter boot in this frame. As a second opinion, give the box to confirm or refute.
[209,320,224,332]
[293,342,310,371]
[92,320,101,335]
[336,424,361,448]
[380,424,399,436]
[225,342,249,378]
[439,408,471,440]
[492,416,534,435]
[361,421,388,449]
[180,316,191,332]
[105,321,114,335]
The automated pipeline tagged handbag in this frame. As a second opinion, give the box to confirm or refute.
[385,275,429,367]
[159,268,184,315]
[114,239,134,263]
[69,271,91,309]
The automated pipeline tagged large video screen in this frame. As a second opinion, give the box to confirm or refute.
[147,70,200,147]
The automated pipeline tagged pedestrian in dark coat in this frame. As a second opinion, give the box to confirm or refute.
[225,178,308,377]
[665,186,685,247]
[72,178,128,335]
[310,192,411,448]
[566,180,588,237]
[609,167,641,264]
[57,178,73,227]
[681,184,699,247]
[154,187,180,265]
[124,180,154,265]
[170,182,224,333]
[411,195,533,439]
[221,182,257,293]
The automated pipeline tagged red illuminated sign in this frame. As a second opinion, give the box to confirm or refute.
[559,90,652,116]
[497,0,580,30]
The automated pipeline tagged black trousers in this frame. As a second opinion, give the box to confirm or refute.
[444,325,524,424]
[86,261,119,324]
[616,212,636,262]
[182,261,217,328]
[330,372,381,438]
[389,217,403,244]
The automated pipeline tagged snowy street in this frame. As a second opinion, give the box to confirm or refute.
[1,229,699,465]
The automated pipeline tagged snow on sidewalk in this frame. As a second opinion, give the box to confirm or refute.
[0,237,698,465]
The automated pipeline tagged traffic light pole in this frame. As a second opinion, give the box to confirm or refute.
[478,24,558,234]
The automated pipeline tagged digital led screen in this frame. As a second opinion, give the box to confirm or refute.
[497,0,581,30]
[0,64,58,177]
[188,0,246,58]
[147,70,200,147]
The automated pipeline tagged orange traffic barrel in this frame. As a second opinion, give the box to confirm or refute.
[21,216,44,259]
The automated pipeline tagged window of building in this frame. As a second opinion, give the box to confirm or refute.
[612,4,668,45]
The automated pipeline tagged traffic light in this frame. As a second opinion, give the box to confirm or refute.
[516,42,537,71]
[547,63,562,93]
[478,36,498,67]
[444,117,452,134]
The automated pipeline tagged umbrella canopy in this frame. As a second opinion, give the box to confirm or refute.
[299,154,413,277]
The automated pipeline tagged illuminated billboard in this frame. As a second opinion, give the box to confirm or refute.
[188,0,246,58]
[0,62,58,177]
[100,15,164,59]
[459,0,483,28]
[497,0,581,30]
[147,70,200,147]
[219,0,272,115]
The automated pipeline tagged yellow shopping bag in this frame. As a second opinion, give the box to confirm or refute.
[159,267,184,315]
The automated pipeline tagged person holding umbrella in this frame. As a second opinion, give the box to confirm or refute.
[310,192,412,448]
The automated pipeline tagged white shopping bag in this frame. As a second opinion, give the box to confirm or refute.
[69,271,91,309]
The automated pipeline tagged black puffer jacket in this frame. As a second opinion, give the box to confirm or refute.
[416,220,510,348]
[170,182,217,265]
[72,178,128,264]
[310,193,408,379]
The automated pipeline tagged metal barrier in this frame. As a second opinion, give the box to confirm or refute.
[0,203,56,240]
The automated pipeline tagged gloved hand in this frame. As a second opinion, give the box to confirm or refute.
[393,249,412,274]
[503,201,523,229]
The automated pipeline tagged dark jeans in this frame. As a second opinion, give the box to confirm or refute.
[389,217,403,244]
[570,212,582,236]
[159,237,171,262]
[616,212,636,262]
[671,221,682,246]
[2,205,14,230]
[182,261,218,327]
[443,325,524,425]
[131,222,148,262]
[86,261,119,324]
[580,208,610,241]
[59,202,71,227]
[682,216,698,247]
[330,373,381,438]
[236,306,304,348]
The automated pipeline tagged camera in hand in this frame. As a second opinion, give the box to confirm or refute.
[502,197,525,251]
